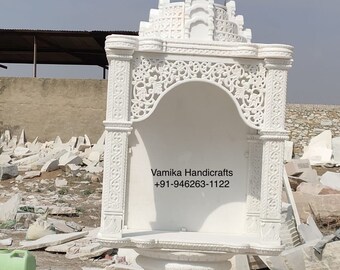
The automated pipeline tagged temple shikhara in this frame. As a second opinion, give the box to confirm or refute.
[99,0,294,269]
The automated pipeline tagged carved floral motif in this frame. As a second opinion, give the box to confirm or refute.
[131,56,266,129]
[246,136,262,234]
[261,140,284,221]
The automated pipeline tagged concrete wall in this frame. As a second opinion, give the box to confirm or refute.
[0,77,107,142]
[286,104,340,157]
[0,77,339,155]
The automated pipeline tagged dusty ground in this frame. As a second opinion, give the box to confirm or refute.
[0,169,113,270]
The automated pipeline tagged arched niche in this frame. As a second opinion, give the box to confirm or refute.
[127,81,256,234]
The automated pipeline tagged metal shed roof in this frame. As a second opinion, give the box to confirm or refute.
[0,29,138,67]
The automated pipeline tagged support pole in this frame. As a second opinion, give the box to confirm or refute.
[33,36,37,78]
[103,67,106,79]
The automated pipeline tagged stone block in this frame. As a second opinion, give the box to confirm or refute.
[320,171,340,191]
[293,192,340,222]
[301,130,333,165]
[298,169,319,183]
[59,152,82,166]
[54,136,63,147]
[41,159,59,172]
[68,137,78,149]
[18,129,26,147]
[297,182,340,195]
[284,141,294,162]
[285,159,311,176]
[320,241,340,268]
[20,231,88,250]
[48,218,83,233]
[23,170,41,180]
[0,194,21,222]
[84,134,91,146]
[0,164,19,180]
[332,137,340,164]
[0,154,11,165]
[298,216,323,243]
[88,151,101,163]
[65,164,80,175]
[13,146,30,157]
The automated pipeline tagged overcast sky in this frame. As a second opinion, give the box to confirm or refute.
[0,0,339,105]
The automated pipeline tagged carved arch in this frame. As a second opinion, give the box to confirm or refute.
[130,55,266,129]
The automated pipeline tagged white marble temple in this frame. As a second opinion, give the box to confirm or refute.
[99,0,293,269]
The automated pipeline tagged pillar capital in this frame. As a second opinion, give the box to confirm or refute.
[105,35,138,60]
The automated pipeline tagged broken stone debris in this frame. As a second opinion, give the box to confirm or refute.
[0,129,105,181]
[22,170,41,180]
[298,216,323,243]
[263,216,340,270]
[41,158,59,172]
[320,171,340,191]
[296,182,340,195]
[293,192,340,222]
[301,130,333,165]
[47,218,84,233]
[20,231,88,250]
[285,159,318,183]
[300,130,340,166]
[0,154,11,165]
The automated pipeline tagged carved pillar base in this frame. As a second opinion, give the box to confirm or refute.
[134,249,233,270]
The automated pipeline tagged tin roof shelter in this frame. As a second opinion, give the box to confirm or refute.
[0,29,137,77]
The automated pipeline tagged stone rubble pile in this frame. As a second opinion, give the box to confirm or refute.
[0,129,106,181]
[0,130,128,269]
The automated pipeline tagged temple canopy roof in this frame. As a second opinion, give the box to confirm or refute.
[139,0,251,43]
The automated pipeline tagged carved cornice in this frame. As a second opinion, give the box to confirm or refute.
[264,58,293,70]
[162,41,258,57]
[259,44,294,60]
[105,35,139,59]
